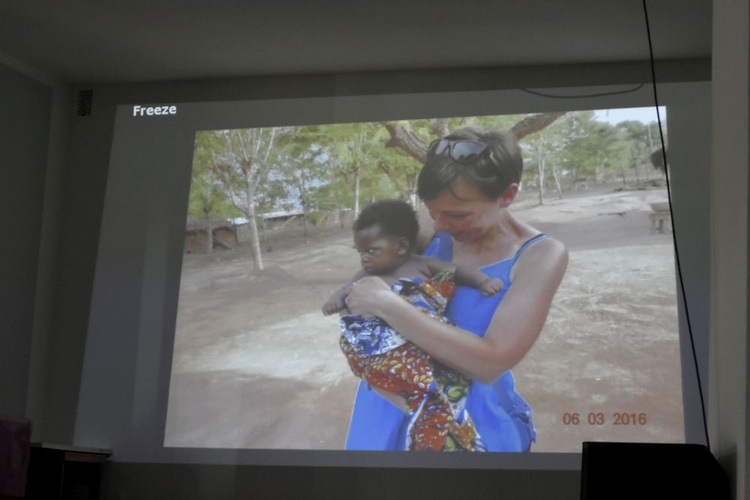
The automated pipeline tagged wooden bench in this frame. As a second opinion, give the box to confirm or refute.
[649,210,672,234]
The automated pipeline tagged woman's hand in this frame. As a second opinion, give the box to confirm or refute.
[322,269,369,316]
[344,276,395,318]
[322,290,347,316]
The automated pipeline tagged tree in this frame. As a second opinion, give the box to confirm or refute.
[510,112,567,140]
[308,180,353,228]
[189,132,238,253]
[521,117,572,204]
[381,113,565,161]
[377,121,429,205]
[380,113,566,205]
[557,112,624,188]
[206,127,286,271]
[316,122,386,218]
[273,127,329,236]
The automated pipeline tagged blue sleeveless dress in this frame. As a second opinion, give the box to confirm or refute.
[345,232,547,451]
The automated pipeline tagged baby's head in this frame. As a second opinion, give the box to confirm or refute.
[353,200,419,275]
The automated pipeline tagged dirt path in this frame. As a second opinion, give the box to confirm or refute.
[164,187,684,452]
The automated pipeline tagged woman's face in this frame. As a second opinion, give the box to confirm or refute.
[424,178,511,243]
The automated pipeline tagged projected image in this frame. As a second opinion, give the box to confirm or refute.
[164,109,683,452]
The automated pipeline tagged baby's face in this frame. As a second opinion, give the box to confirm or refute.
[354,225,406,275]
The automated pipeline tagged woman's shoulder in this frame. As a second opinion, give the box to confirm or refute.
[510,233,568,281]
[520,232,565,255]
[511,218,566,259]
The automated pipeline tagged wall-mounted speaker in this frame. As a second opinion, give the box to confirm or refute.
[580,442,728,499]
[76,90,93,117]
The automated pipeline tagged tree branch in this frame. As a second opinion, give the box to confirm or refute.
[511,112,567,140]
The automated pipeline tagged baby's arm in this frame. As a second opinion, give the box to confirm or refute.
[322,269,368,315]
[424,258,503,296]
[457,265,503,295]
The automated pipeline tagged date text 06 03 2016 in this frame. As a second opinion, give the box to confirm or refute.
[561,412,648,426]
[132,105,177,117]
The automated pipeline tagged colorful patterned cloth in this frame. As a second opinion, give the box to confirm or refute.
[339,271,484,452]
[345,233,544,452]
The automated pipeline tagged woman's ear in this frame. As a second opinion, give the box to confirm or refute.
[499,183,519,208]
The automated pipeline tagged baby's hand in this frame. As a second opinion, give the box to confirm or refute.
[479,278,503,296]
[322,294,347,316]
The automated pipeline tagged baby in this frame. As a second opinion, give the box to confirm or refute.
[322,200,501,451]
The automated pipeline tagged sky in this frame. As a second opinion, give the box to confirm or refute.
[593,106,666,125]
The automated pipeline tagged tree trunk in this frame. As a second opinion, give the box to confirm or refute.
[299,182,309,237]
[619,163,627,187]
[537,156,545,205]
[203,211,213,254]
[382,113,566,166]
[511,112,567,140]
[633,156,640,183]
[247,206,264,271]
[571,164,581,191]
[382,122,429,163]
[552,166,563,199]
[429,119,450,139]
[353,166,361,217]
[536,135,546,205]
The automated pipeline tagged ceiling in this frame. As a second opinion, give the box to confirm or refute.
[0,1,712,84]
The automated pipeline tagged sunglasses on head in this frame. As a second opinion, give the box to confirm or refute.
[427,139,489,163]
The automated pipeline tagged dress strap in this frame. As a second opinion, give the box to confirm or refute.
[426,231,548,267]
[509,233,549,265]
[423,231,453,261]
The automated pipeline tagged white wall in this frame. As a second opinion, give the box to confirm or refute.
[0,62,52,417]
[5,53,741,498]
[65,70,711,499]
[710,2,749,499]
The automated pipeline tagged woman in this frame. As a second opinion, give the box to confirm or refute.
[344,127,568,452]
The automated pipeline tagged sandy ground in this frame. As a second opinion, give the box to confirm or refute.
[164,186,684,452]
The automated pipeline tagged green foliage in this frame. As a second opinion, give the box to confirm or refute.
[309,181,353,212]
[188,131,240,219]
[472,113,528,132]
[306,211,324,226]
[188,109,662,222]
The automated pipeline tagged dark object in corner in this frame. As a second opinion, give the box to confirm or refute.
[581,441,728,500]
[0,416,31,499]
[25,443,111,500]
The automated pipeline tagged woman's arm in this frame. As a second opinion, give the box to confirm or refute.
[346,238,568,383]
[322,269,368,316]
